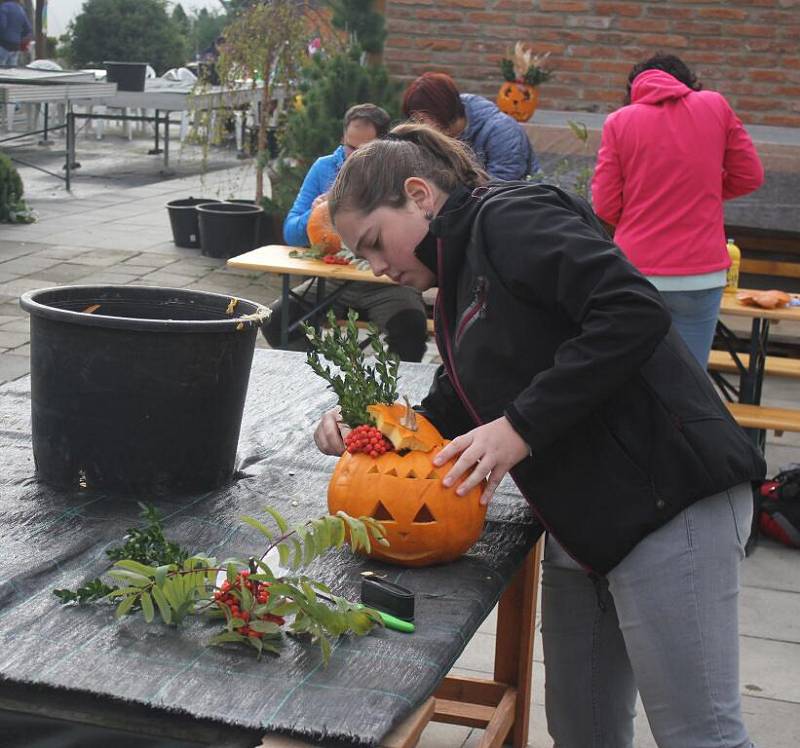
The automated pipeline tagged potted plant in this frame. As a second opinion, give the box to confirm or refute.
[171,1,309,257]
[496,42,553,123]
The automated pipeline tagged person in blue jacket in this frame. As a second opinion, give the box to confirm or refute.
[0,0,32,67]
[401,72,538,180]
[263,103,429,362]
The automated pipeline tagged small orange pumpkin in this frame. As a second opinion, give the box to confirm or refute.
[328,444,487,567]
[306,201,341,255]
[367,399,443,453]
[497,42,551,123]
[497,81,540,123]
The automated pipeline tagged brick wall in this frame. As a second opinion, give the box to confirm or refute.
[383,0,800,128]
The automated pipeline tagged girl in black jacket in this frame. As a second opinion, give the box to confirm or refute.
[314,123,764,748]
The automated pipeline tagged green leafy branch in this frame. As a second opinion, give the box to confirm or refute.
[302,308,398,428]
[55,506,388,665]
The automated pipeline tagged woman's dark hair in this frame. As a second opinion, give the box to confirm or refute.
[343,103,391,138]
[328,123,488,221]
[401,72,466,130]
[624,53,702,105]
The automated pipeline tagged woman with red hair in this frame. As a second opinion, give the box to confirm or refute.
[402,72,538,181]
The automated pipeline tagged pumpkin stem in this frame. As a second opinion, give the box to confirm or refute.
[400,396,418,431]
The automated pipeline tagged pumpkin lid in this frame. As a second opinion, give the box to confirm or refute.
[367,398,443,452]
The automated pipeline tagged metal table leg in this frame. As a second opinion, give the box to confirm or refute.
[280,275,290,348]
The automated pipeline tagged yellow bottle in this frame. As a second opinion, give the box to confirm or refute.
[725,238,741,293]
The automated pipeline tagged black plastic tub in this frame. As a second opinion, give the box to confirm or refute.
[20,285,270,495]
[166,197,221,248]
[227,199,283,245]
[197,202,263,259]
[104,61,148,92]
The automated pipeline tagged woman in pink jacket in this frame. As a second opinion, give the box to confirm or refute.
[592,54,764,365]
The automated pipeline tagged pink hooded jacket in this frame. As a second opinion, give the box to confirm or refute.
[592,70,764,276]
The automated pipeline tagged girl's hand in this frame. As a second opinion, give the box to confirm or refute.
[432,417,530,506]
[313,407,349,456]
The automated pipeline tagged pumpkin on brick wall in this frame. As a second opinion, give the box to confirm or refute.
[497,42,553,123]
[304,312,488,567]
[307,200,342,254]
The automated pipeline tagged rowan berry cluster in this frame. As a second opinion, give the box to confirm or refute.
[214,570,284,638]
[322,254,350,265]
[344,424,393,457]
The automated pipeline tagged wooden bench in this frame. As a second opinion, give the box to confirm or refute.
[708,349,800,379]
[726,402,800,436]
[741,258,800,281]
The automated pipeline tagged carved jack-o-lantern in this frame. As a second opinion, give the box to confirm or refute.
[497,81,540,123]
[328,445,487,567]
[497,42,551,123]
[306,201,342,255]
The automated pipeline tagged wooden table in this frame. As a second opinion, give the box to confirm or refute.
[0,350,542,748]
[228,245,393,347]
[715,289,800,446]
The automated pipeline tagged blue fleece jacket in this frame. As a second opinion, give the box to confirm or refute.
[0,1,32,49]
[283,145,346,247]
[460,94,539,180]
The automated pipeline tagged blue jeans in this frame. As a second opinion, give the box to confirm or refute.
[542,483,754,748]
[0,47,20,66]
[659,287,724,367]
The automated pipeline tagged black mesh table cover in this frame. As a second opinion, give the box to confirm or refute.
[0,349,539,747]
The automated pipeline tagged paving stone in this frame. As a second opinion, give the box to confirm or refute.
[0,255,60,274]
[0,277,59,298]
[0,331,29,349]
[0,355,30,384]
[35,263,96,284]
[66,251,140,267]
[8,343,29,357]
[0,241,43,260]
[119,253,180,268]
[0,271,21,283]
[35,245,94,260]
[76,272,148,285]
[0,318,29,333]
[136,272,195,287]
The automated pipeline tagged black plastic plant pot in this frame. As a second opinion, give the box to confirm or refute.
[227,199,283,245]
[19,285,270,495]
[104,61,148,92]
[197,202,263,259]
[166,197,221,249]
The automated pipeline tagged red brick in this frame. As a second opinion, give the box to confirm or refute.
[539,0,591,11]
[467,11,516,24]
[590,60,635,74]
[415,9,462,22]
[414,37,463,50]
[750,70,791,83]
[637,34,688,48]
[646,6,693,20]
[733,24,776,38]
[735,97,778,111]
[616,18,669,33]
[696,7,749,21]
[760,114,800,127]
[595,2,642,17]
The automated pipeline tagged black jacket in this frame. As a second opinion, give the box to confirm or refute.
[420,182,765,575]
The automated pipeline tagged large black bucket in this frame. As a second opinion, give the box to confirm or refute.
[20,285,269,495]
[104,61,148,92]
[198,202,263,259]
[166,197,221,248]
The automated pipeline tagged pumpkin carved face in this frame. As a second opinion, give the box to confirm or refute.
[306,201,342,255]
[328,445,487,567]
[496,81,539,122]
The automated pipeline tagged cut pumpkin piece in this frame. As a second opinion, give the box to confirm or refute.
[367,398,444,453]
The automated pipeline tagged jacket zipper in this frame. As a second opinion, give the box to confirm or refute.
[454,277,487,348]
[434,239,596,575]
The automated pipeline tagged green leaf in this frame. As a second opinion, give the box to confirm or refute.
[303,532,316,566]
[108,569,152,587]
[239,584,253,611]
[151,586,173,624]
[226,563,238,585]
[319,634,332,665]
[154,565,171,588]
[249,620,281,634]
[115,594,138,619]
[264,506,288,534]
[253,559,276,581]
[290,537,303,569]
[277,543,290,569]
[241,515,274,540]
[140,592,155,623]
[114,560,157,577]
[103,586,143,598]
[248,635,264,658]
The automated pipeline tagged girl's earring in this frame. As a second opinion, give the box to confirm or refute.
[424,210,434,221]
